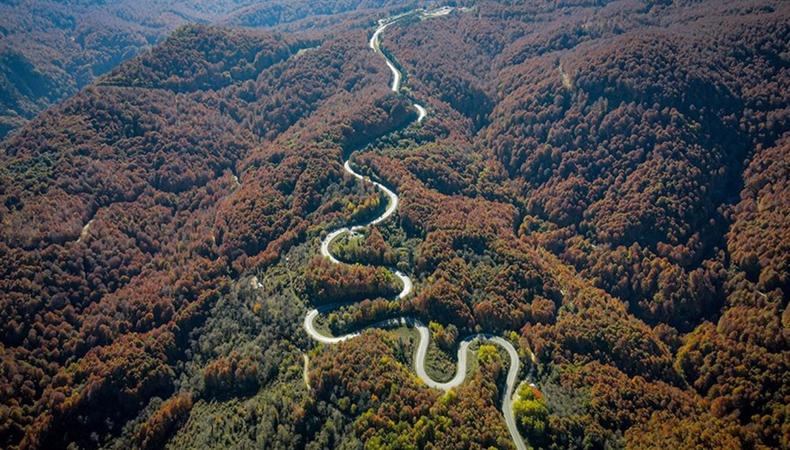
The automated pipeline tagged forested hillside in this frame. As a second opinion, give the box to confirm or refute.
[0,0,417,138]
[1,0,788,449]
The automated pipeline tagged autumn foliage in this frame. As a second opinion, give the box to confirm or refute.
[1,0,788,448]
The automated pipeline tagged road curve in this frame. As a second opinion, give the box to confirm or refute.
[369,21,400,92]
[303,7,527,450]
[414,103,427,122]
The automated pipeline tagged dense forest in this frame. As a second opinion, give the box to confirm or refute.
[1,0,788,449]
[0,0,420,138]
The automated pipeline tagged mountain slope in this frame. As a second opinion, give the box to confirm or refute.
[0,1,788,449]
[0,0,415,139]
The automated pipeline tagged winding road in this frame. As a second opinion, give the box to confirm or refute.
[303,8,528,450]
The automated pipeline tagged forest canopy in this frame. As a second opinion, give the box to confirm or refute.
[1,0,788,449]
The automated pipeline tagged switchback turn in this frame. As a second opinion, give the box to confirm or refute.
[302,8,528,450]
